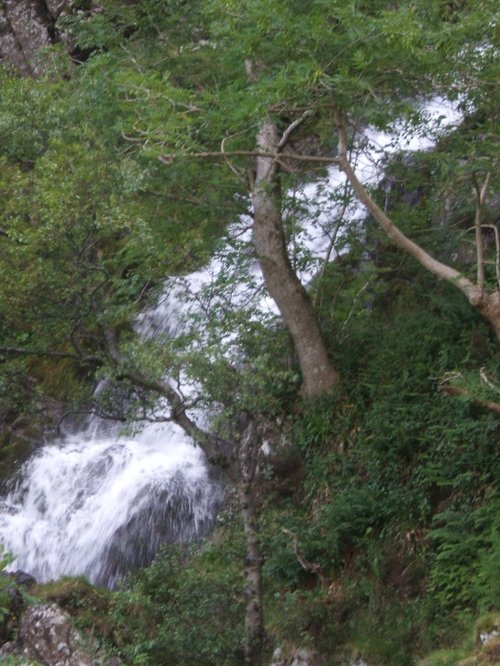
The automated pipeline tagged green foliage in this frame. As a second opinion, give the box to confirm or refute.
[0,0,498,663]
[429,498,500,611]
[111,542,245,665]
[256,271,499,660]
[0,545,15,624]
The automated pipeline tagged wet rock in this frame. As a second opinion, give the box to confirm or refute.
[0,602,94,665]
[12,570,37,588]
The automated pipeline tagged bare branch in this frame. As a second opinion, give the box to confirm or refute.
[159,150,341,165]
[480,367,500,394]
[0,346,100,364]
[221,134,246,181]
[282,528,328,585]
[335,113,482,305]
[440,384,500,416]
[277,109,314,152]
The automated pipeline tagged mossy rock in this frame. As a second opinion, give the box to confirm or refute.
[420,613,500,666]
[33,577,114,640]
[479,636,500,664]
[476,613,500,639]
[26,579,126,664]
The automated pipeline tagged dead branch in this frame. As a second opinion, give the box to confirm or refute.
[440,384,500,416]
[221,134,246,181]
[277,109,314,152]
[282,528,328,585]
[480,367,500,394]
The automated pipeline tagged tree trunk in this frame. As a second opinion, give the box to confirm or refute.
[252,120,340,398]
[477,290,500,338]
[236,415,264,666]
[238,484,264,666]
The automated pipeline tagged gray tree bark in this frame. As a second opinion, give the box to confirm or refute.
[237,416,264,666]
[252,120,340,398]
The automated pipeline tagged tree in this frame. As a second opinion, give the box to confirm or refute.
[1,0,499,663]
[152,0,499,335]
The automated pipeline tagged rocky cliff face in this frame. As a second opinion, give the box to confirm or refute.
[0,0,77,74]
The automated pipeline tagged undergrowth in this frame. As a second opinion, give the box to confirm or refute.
[102,274,499,665]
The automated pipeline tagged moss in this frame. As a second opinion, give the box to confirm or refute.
[418,649,470,666]
[33,577,115,641]
[26,356,83,401]
[419,613,500,666]
[0,426,39,485]
[476,613,500,636]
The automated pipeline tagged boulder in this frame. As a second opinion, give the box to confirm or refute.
[0,0,55,74]
[0,602,94,666]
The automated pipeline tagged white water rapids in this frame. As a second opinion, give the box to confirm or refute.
[0,99,462,588]
[0,276,223,588]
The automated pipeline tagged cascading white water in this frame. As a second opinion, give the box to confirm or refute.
[0,97,462,588]
[0,429,219,588]
[0,280,222,588]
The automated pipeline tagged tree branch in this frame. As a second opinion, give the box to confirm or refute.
[159,150,340,165]
[282,528,328,585]
[440,384,500,416]
[335,113,482,306]
[0,346,100,364]
[98,319,231,463]
[277,109,314,152]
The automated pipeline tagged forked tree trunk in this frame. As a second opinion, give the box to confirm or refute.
[252,121,340,398]
[477,291,500,338]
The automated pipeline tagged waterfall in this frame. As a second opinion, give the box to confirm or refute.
[0,430,219,588]
[0,97,461,588]
[0,280,222,588]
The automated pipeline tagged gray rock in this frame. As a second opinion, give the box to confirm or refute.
[0,0,55,74]
[480,629,499,645]
[291,648,315,666]
[271,646,322,666]
[0,602,93,666]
